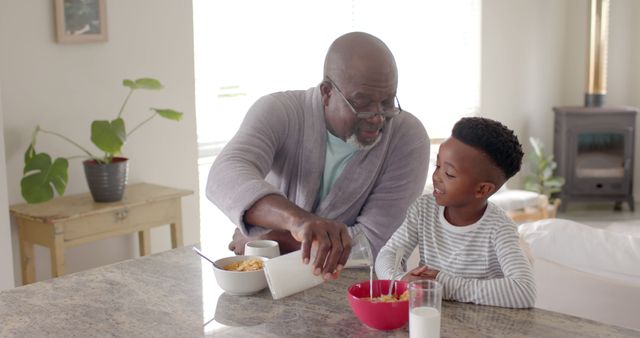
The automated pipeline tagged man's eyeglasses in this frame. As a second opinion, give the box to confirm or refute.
[327,78,402,119]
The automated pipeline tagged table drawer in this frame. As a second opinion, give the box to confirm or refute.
[63,199,179,242]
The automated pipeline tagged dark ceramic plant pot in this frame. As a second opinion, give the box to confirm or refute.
[83,157,129,202]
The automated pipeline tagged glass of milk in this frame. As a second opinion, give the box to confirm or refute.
[408,280,443,338]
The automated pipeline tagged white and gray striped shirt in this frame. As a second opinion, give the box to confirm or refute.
[375,194,536,308]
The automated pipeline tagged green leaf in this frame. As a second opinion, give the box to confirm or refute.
[530,152,541,163]
[523,178,541,193]
[152,108,183,121]
[123,78,162,90]
[135,78,162,89]
[141,78,164,90]
[23,152,50,174]
[123,79,136,89]
[21,174,53,203]
[542,166,553,179]
[49,158,69,195]
[524,136,567,198]
[529,137,543,157]
[21,154,68,203]
[545,177,566,187]
[91,118,126,155]
[546,187,562,195]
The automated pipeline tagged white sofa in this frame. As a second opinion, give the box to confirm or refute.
[519,219,640,331]
[405,218,640,331]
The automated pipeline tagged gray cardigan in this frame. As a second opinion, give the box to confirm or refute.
[206,85,430,256]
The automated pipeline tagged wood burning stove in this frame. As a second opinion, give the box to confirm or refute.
[554,106,635,211]
[553,0,637,211]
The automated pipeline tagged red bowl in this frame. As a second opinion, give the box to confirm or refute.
[347,279,409,330]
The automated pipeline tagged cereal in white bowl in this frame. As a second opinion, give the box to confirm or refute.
[212,255,269,296]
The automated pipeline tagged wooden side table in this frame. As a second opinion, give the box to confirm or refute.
[10,183,193,285]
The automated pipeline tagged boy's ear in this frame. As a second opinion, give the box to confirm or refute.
[475,182,496,199]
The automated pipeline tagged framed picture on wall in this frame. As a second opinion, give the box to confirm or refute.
[54,0,108,43]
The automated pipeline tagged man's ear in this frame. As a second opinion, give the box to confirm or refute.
[475,182,496,199]
[320,82,331,106]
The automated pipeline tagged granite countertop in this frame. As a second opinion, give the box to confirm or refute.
[0,245,638,337]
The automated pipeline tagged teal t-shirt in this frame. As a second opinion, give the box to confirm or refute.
[317,131,358,202]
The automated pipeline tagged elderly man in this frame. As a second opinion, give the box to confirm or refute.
[207,32,429,280]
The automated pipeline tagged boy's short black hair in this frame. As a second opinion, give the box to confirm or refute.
[451,117,523,180]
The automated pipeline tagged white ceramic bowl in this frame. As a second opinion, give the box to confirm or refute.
[212,255,269,296]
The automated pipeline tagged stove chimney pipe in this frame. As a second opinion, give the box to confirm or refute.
[585,0,610,107]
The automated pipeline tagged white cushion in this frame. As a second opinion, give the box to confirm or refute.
[490,189,545,211]
[518,219,640,285]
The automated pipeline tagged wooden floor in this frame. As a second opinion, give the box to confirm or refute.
[556,201,640,230]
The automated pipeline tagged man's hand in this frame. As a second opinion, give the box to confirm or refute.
[242,194,351,281]
[401,265,439,283]
[289,215,352,281]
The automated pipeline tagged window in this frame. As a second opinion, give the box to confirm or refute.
[351,0,480,139]
[193,0,480,258]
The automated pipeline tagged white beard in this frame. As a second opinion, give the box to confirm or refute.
[346,132,382,151]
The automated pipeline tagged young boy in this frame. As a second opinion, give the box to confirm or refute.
[375,117,536,308]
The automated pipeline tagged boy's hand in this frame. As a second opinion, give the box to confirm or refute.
[401,265,439,282]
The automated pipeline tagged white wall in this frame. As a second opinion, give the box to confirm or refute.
[482,0,640,199]
[609,0,640,201]
[482,0,572,147]
[634,0,640,112]
[0,0,199,285]
[0,83,16,291]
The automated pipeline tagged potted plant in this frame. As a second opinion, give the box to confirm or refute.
[523,137,565,217]
[21,77,183,203]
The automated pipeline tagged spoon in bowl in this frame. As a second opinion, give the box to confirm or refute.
[193,246,217,267]
[387,247,405,297]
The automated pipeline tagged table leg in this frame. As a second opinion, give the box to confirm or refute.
[51,234,65,278]
[170,222,184,249]
[170,201,184,248]
[18,235,35,285]
[139,230,151,256]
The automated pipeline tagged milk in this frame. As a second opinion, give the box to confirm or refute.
[409,306,441,338]
[369,265,373,299]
